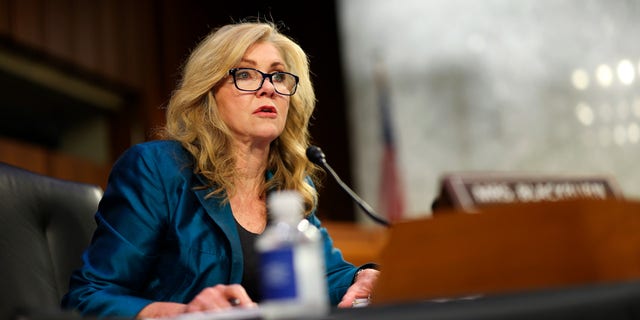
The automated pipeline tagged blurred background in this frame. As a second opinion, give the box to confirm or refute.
[1,0,639,223]
[340,0,640,221]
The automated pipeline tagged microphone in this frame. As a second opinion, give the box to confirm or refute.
[306,145,390,227]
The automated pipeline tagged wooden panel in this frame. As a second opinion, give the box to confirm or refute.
[42,0,73,60]
[95,0,121,80]
[0,136,48,174]
[0,137,109,188]
[118,0,142,88]
[70,0,99,72]
[10,0,44,49]
[135,0,164,138]
[49,152,109,189]
[0,0,10,35]
[156,0,191,97]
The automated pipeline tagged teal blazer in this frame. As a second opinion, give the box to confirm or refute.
[62,140,359,317]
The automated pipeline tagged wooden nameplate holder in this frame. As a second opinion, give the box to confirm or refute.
[431,171,623,212]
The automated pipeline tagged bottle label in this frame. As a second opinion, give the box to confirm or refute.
[259,246,297,300]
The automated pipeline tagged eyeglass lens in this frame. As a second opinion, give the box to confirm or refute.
[232,68,297,95]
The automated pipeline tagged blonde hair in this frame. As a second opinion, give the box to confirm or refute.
[161,21,320,215]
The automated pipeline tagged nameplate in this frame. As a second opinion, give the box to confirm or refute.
[435,172,623,212]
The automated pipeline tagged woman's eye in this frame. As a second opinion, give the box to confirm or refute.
[272,73,285,83]
[236,71,251,79]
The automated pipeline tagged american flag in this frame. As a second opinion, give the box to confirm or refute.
[375,60,405,223]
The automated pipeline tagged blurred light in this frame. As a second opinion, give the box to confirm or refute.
[634,97,640,118]
[613,125,627,146]
[466,34,486,54]
[617,59,635,85]
[598,103,613,123]
[571,69,589,90]
[596,64,613,87]
[598,127,611,147]
[575,102,594,126]
[629,123,640,144]
[581,130,597,147]
[616,100,629,119]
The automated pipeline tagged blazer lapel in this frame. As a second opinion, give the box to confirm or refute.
[192,174,244,284]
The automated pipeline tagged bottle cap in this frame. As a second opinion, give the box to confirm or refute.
[268,190,303,223]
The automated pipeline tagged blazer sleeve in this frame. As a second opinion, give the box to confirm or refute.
[61,145,168,317]
[306,213,360,305]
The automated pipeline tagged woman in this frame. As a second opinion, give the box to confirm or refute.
[62,21,379,318]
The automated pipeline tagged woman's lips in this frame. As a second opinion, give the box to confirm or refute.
[253,106,277,117]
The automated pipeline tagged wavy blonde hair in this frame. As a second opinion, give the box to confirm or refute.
[160,21,320,215]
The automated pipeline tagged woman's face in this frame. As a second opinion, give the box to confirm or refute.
[215,42,291,148]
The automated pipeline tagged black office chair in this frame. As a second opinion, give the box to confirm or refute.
[0,162,103,320]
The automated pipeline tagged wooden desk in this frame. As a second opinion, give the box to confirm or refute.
[373,199,640,305]
[322,221,388,266]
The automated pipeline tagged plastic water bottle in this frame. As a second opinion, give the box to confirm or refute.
[256,190,329,319]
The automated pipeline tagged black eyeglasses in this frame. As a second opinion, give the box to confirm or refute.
[228,68,299,96]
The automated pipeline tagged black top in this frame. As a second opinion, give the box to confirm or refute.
[235,222,262,302]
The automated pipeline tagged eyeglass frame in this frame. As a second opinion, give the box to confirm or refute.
[228,67,300,96]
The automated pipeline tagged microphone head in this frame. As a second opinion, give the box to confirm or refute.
[306,145,326,166]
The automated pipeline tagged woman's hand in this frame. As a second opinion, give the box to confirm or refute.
[337,268,380,308]
[136,284,256,319]
[136,301,188,319]
[185,284,256,312]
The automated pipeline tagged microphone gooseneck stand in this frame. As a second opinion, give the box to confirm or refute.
[306,146,390,227]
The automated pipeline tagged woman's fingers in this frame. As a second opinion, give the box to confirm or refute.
[185,284,256,313]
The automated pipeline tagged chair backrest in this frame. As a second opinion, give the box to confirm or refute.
[0,162,102,319]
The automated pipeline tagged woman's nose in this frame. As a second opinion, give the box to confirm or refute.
[258,77,276,95]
